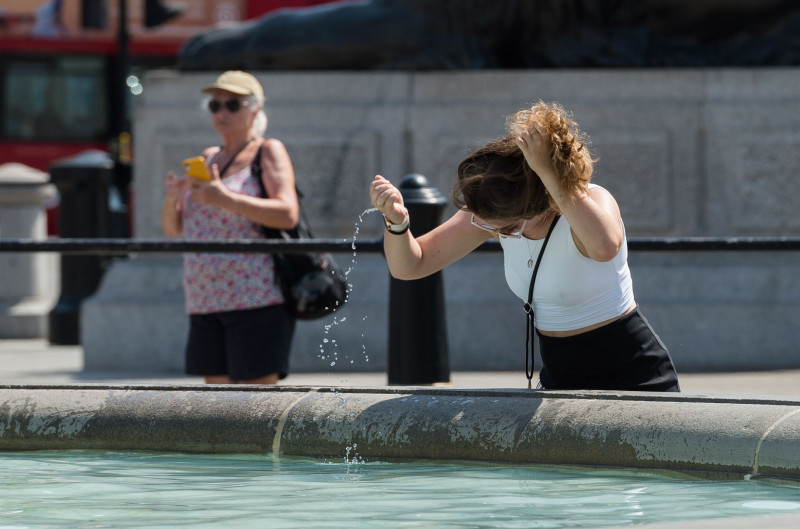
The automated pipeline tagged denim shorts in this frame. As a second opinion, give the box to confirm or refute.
[536,306,680,391]
[185,304,295,381]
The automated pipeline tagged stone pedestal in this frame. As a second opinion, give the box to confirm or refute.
[0,163,59,338]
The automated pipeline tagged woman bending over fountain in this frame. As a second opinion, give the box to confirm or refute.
[370,101,679,391]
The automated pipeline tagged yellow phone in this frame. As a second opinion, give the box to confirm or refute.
[182,156,211,181]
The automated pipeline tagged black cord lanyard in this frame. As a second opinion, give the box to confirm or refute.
[211,138,255,178]
[524,214,561,389]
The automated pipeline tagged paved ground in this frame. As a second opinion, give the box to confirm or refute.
[1,339,798,396]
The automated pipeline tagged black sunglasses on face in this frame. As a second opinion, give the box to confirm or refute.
[207,98,250,113]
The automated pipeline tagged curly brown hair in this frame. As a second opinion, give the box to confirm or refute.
[453,101,594,220]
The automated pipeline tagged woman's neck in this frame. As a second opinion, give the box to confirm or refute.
[521,210,554,239]
[221,135,254,153]
[212,135,256,178]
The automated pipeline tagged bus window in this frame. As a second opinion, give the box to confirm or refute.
[2,56,107,142]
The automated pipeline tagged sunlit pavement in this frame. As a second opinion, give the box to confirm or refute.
[1,339,797,397]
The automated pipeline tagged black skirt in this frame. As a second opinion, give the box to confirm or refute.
[536,306,680,392]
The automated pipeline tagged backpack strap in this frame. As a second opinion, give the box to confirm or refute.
[251,141,308,239]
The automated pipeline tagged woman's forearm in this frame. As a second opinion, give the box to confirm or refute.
[383,210,488,280]
[219,193,299,231]
[161,197,183,237]
[383,228,426,280]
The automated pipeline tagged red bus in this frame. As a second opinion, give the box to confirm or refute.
[0,0,337,233]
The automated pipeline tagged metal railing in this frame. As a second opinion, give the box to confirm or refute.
[3,236,800,255]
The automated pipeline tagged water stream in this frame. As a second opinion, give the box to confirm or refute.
[316,207,378,370]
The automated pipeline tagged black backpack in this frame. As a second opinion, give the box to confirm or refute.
[252,144,348,320]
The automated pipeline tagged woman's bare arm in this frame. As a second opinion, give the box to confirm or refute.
[371,175,489,280]
[516,130,623,262]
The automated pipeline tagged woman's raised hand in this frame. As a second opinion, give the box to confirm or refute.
[515,128,552,177]
[189,163,231,208]
[370,175,408,224]
[165,170,188,203]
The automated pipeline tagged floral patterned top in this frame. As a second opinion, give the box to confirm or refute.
[181,163,284,314]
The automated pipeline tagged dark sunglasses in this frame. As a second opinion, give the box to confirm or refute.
[207,98,250,113]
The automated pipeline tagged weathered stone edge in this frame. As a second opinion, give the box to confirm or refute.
[0,385,798,480]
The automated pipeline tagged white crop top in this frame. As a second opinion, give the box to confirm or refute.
[499,190,635,331]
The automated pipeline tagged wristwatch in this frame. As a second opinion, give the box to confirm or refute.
[384,214,410,235]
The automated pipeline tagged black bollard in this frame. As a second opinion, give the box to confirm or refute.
[387,174,450,385]
[48,151,116,345]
